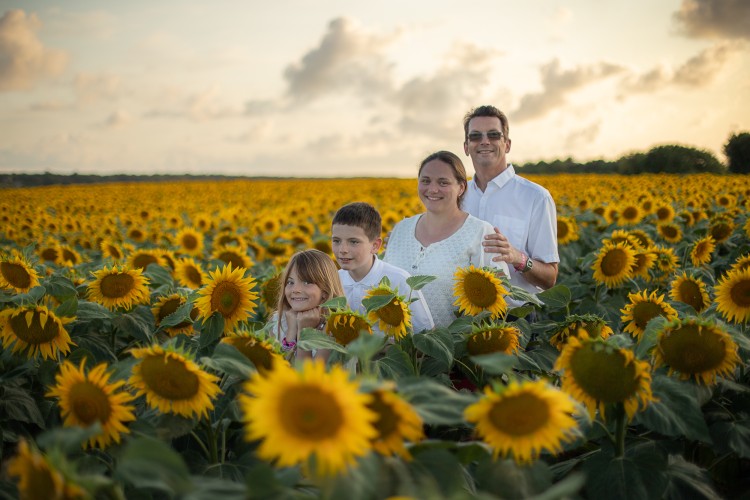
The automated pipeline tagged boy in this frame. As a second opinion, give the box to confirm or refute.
[331,202,434,334]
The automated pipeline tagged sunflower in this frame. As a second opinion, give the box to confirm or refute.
[602,230,642,251]
[56,245,83,267]
[0,305,75,360]
[690,235,715,267]
[175,227,205,257]
[195,264,258,334]
[631,248,656,280]
[555,334,653,421]
[618,204,642,225]
[126,249,166,272]
[557,216,579,245]
[709,215,735,244]
[260,269,283,310]
[620,290,678,340]
[326,310,373,346]
[653,317,740,385]
[87,265,151,311]
[654,203,675,224]
[157,249,177,271]
[211,245,253,270]
[730,254,750,274]
[657,223,682,244]
[715,268,750,323]
[464,380,579,463]
[46,359,136,449]
[453,265,508,319]
[591,242,636,288]
[465,323,521,356]
[364,284,411,340]
[627,229,654,249]
[7,439,86,500]
[126,226,148,243]
[221,331,287,373]
[152,294,199,336]
[0,253,40,293]
[129,344,222,419]
[652,246,679,276]
[174,257,209,289]
[367,388,424,459]
[239,360,376,476]
[549,314,613,351]
[99,238,125,262]
[669,272,710,313]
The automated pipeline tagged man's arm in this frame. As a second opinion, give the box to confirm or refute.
[482,228,558,289]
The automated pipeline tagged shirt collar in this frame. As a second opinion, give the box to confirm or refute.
[488,164,516,190]
[341,256,382,286]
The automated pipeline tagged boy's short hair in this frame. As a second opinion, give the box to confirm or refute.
[332,202,382,241]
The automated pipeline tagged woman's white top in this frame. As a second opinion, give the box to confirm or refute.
[383,213,510,328]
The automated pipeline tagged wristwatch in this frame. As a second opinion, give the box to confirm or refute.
[522,255,533,273]
[514,253,534,273]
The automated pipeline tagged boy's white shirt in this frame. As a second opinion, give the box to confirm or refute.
[339,255,435,334]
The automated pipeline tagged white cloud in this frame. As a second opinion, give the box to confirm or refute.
[673,0,750,40]
[0,9,68,91]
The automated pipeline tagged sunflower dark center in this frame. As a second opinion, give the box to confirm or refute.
[157,298,182,322]
[211,281,241,315]
[218,252,245,269]
[659,324,728,374]
[1,262,32,289]
[9,310,61,344]
[710,222,732,242]
[329,314,369,345]
[677,280,706,311]
[40,248,59,262]
[100,273,136,299]
[622,207,639,220]
[656,207,672,221]
[467,328,514,355]
[632,302,665,329]
[557,221,569,239]
[729,278,750,308]
[368,393,398,440]
[377,300,405,327]
[660,225,678,239]
[107,245,122,260]
[569,344,639,403]
[132,254,158,270]
[280,386,343,440]
[230,339,274,371]
[182,234,199,250]
[69,381,111,425]
[464,272,498,308]
[601,248,629,277]
[140,355,200,400]
[62,249,78,264]
[488,392,550,436]
[185,266,203,286]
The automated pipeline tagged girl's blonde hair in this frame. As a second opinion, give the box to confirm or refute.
[275,249,344,336]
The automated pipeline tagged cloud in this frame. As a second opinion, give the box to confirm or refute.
[74,72,121,104]
[620,42,739,93]
[513,59,624,122]
[673,0,750,40]
[564,121,601,149]
[282,17,397,102]
[145,85,242,121]
[103,110,131,128]
[0,9,68,91]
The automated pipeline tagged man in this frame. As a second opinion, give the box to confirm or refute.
[461,105,559,306]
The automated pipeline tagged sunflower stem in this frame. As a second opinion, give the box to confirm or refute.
[190,430,210,459]
[614,403,627,458]
[204,419,219,464]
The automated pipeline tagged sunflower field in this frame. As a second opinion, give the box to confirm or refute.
[1,173,749,499]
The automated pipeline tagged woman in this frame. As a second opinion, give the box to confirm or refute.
[384,151,509,327]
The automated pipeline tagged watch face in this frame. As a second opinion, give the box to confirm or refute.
[524,257,533,272]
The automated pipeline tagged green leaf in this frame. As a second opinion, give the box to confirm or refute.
[469,352,518,375]
[635,375,712,443]
[584,442,669,500]
[143,263,174,288]
[346,333,386,362]
[322,295,348,311]
[634,316,668,359]
[709,418,750,458]
[183,476,247,500]
[36,423,103,454]
[538,284,572,311]
[412,328,454,367]
[473,457,554,498]
[113,308,154,344]
[157,298,195,331]
[198,313,224,348]
[200,342,254,378]
[115,436,192,495]
[397,376,476,425]
[406,274,437,291]
[663,454,720,500]
[10,285,46,306]
[298,328,347,353]
[43,274,78,297]
[76,301,115,321]
[0,386,44,427]
[507,284,543,307]
[375,344,416,379]
[362,292,396,312]
[54,296,78,318]
[508,304,536,319]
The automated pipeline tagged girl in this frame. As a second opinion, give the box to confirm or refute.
[268,249,344,361]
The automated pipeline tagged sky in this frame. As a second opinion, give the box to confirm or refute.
[1,0,749,177]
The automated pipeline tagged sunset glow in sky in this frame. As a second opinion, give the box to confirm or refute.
[1,0,749,177]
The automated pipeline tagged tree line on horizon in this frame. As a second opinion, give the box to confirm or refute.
[2,132,749,188]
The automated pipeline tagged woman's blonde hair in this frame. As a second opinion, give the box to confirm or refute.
[275,249,344,336]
